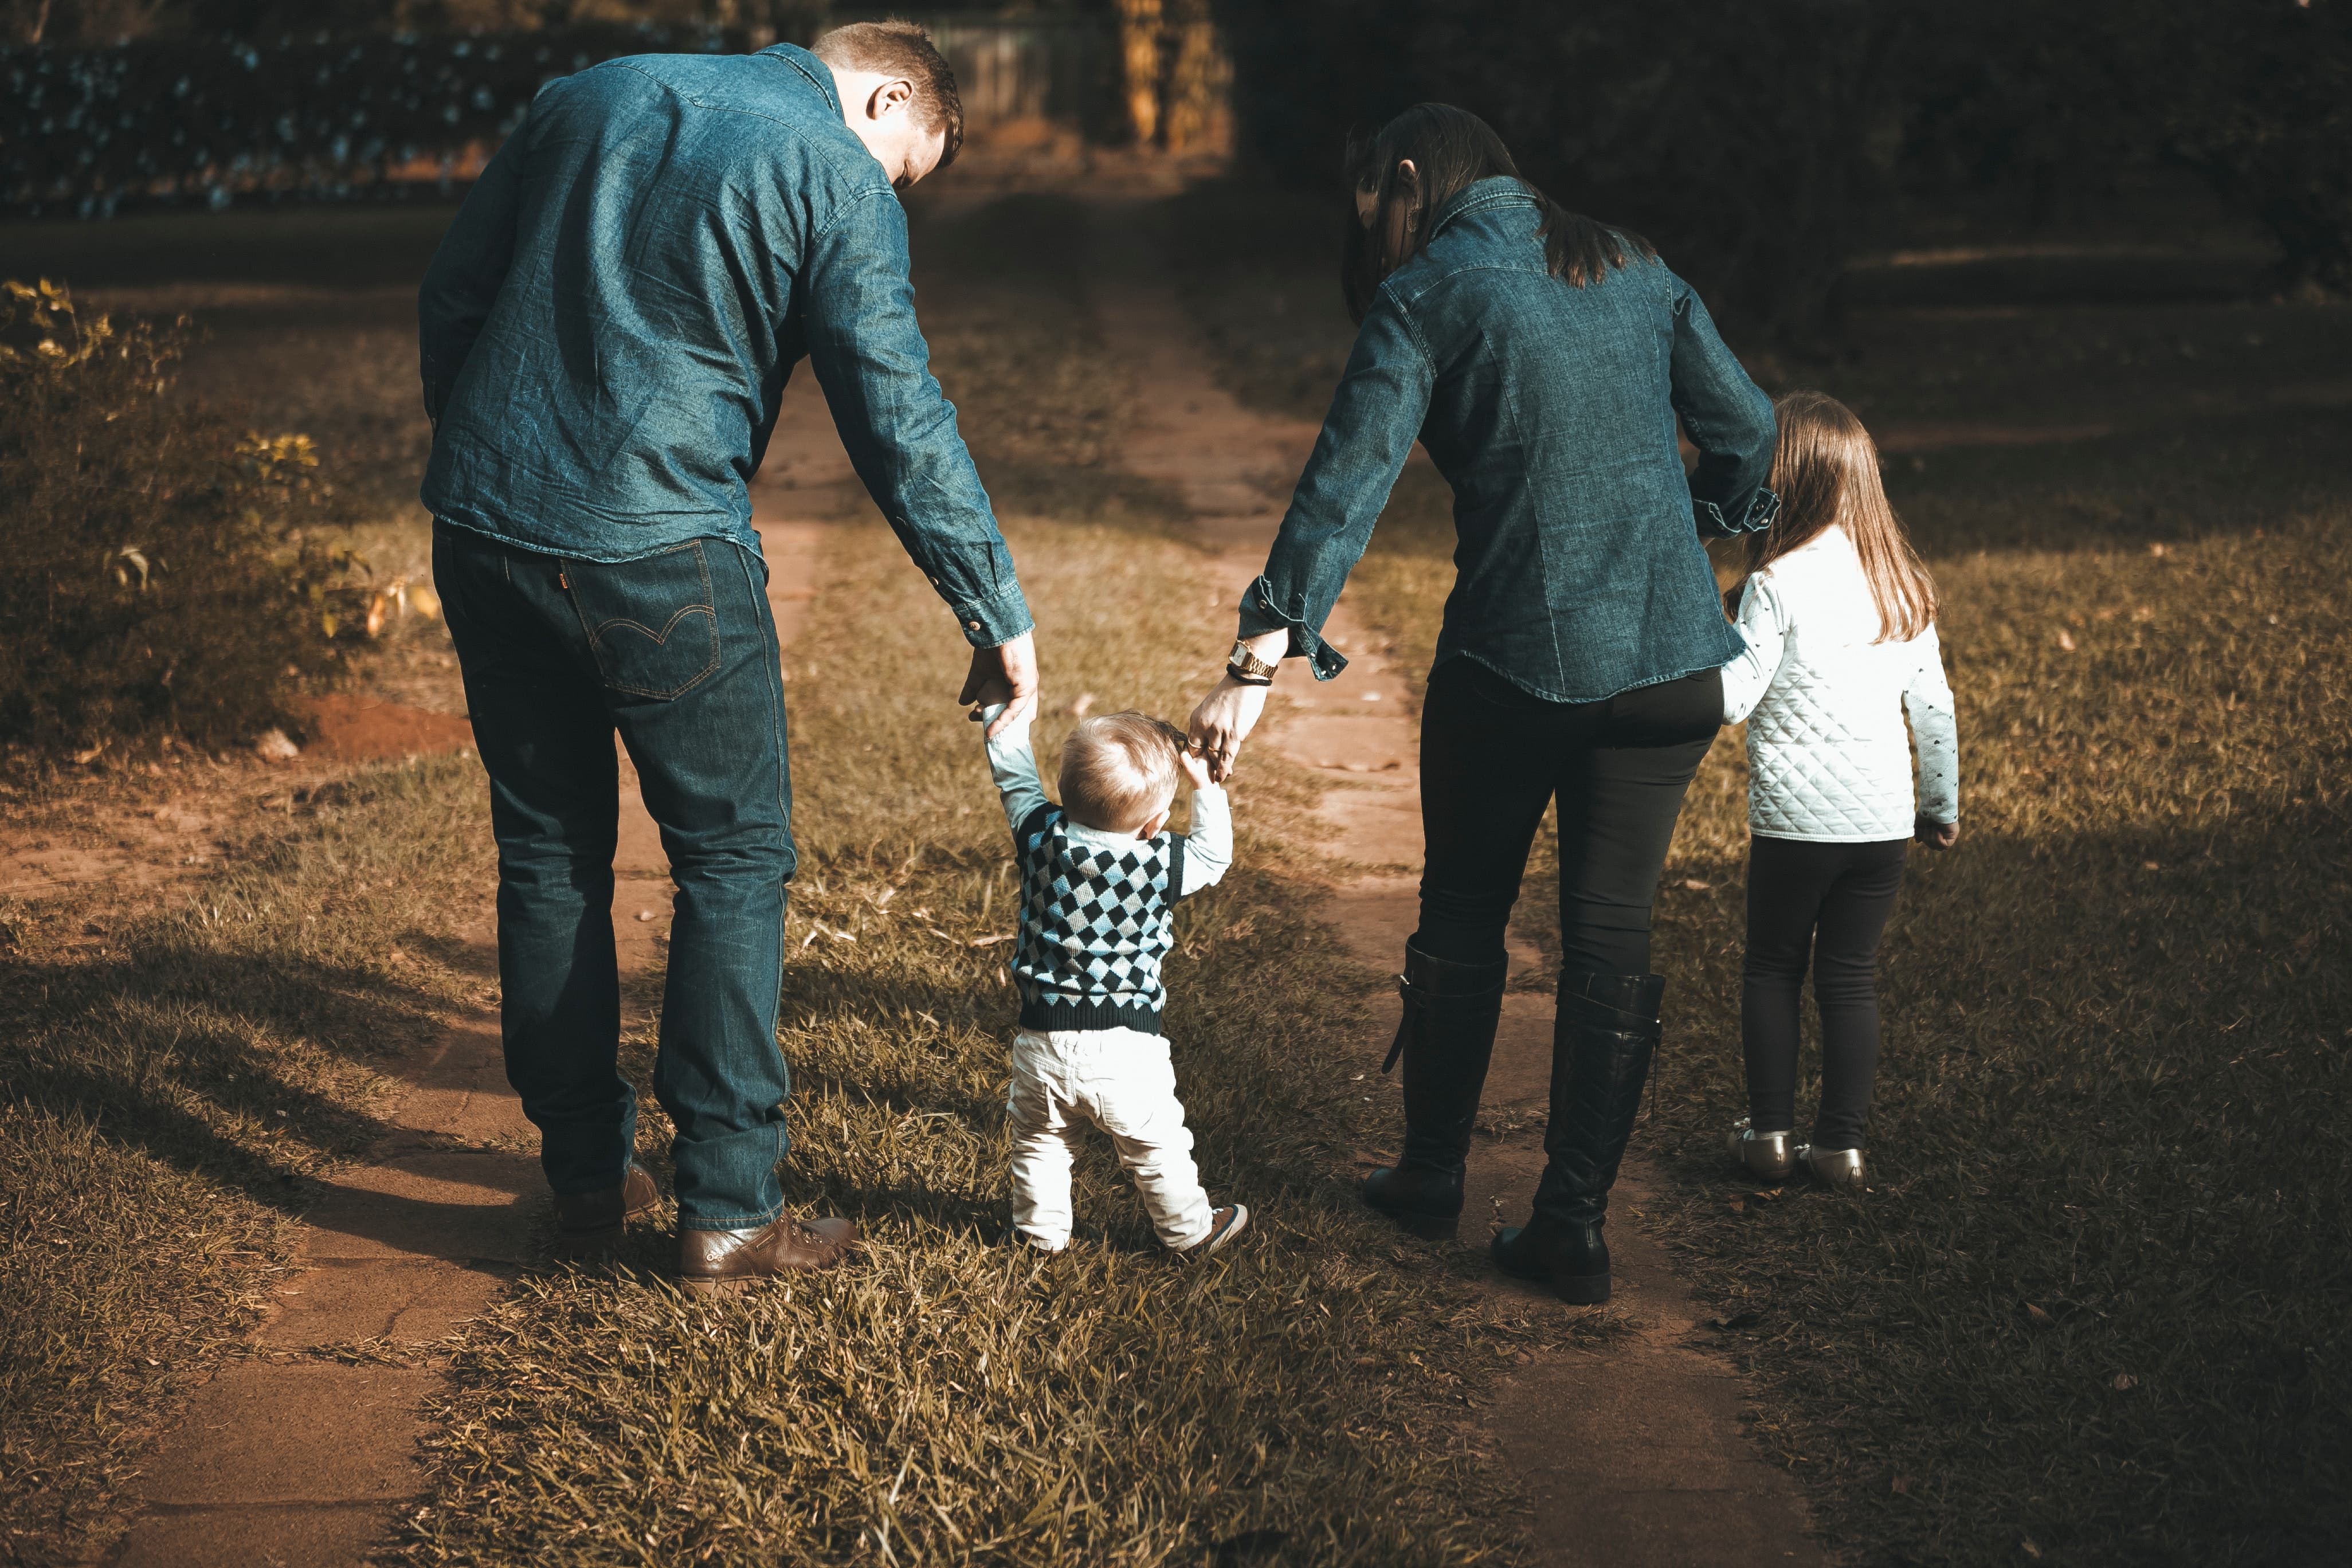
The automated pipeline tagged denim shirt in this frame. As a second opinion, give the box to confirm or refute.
[418,44,1030,649]
[1238,178,1777,703]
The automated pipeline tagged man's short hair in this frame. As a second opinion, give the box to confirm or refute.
[811,20,965,171]
[1058,712,1185,834]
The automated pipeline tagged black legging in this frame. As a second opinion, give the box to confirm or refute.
[1414,658,1722,977]
[1741,835,1908,1150]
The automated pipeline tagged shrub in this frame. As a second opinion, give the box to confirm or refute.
[0,23,761,218]
[0,279,372,761]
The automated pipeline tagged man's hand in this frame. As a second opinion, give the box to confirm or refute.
[1915,815,1959,850]
[1187,674,1271,783]
[961,629,1039,739]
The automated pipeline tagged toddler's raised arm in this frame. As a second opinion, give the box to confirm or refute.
[1175,777,1232,896]
[978,704,1048,834]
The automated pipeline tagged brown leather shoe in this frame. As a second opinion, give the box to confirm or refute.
[677,1213,860,1293]
[553,1161,661,1254]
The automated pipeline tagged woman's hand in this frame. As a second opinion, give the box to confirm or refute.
[1914,815,1959,850]
[1187,674,1271,783]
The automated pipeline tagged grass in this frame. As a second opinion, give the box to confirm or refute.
[0,755,497,1563]
[0,193,1590,1567]
[391,191,1577,1567]
[10,170,2341,1566]
[401,515,1552,1566]
[1168,176,2352,1564]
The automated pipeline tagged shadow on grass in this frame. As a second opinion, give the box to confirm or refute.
[1640,802,2352,1564]
[0,938,460,1208]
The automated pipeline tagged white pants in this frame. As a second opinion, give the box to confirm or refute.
[1007,1026,1214,1252]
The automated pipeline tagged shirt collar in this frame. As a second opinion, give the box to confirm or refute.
[1067,817,1152,854]
[759,42,841,113]
[1426,175,1536,242]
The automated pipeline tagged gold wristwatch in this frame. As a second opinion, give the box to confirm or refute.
[1226,641,1279,685]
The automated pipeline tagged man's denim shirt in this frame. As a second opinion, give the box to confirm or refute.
[1240,178,1778,703]
[418,44,1029,648]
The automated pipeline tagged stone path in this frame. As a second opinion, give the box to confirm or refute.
[1087,201,1827,1567]
[98,378,842,1568]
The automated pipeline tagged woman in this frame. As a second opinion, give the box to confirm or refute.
[1187,104,1777,1304]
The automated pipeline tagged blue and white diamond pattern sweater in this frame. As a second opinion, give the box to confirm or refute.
[981,713,1231,1033]
[1719,524,1960,841]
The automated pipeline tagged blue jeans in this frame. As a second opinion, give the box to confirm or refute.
[433,522,794,1230]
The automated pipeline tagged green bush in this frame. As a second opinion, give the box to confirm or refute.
[0,279,374,762]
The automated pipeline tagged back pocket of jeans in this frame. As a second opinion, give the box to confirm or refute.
[565,543,722,700]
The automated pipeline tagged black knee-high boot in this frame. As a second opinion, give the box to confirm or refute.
[1361,940,1507,1240]
[1491,970,1665,1303]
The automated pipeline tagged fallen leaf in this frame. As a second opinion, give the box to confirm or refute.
[1891,1475,1915,1495]
[2056,630,2077,652]
[1727,1198,1746,1213]
[2023,1538,2044,1559]
[2112,1372,2137,1391]
[2025,1302,2053,1325]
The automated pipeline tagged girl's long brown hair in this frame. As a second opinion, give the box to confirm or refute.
[1738,391,1937,643]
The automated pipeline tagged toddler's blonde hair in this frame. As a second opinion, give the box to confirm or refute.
[1059,711,1186,833]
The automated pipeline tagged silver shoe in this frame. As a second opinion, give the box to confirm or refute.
[1726,1118,1794,1181]
[1796,1144,1866,1189]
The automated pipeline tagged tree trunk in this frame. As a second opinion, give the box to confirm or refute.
[1113,0,1163,146]
[1161,0,1229,154]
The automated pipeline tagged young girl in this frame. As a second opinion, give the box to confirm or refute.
[1720,391,1959,1189]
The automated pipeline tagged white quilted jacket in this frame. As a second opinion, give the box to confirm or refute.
[1719,525,1959,841]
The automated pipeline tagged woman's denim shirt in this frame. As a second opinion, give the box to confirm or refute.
[1239,178,1777,703]
[418,45,1028,649]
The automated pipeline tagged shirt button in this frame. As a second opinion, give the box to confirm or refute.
[966,620,981,631]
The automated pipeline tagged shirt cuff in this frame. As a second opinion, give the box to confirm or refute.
[947,578,1033,649]
[1236,575,1348,681]
[1695,485,1781,538]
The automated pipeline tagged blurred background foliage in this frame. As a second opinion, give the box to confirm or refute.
[0,280,372,759]
[1213,0,2352,334]
[7,1,2343,330]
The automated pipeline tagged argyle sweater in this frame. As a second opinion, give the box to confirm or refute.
[982,713,1231,1033]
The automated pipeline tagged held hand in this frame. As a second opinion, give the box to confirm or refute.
[1186,675,1270,783]
[961,630,1038,739]
[1175,744,1216,794]
[1915,815,1959,850]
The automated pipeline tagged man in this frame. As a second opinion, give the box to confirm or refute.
[417,22,1038,1292]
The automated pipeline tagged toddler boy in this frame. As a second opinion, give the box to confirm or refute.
[978,703,1250,1256]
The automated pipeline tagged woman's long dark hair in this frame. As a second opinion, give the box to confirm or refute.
[1342,103,1654,324]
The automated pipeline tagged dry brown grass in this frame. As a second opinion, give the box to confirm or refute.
[398,512,1565,1566]
[0,754,495,1561]
[393,193,1571,1567]
[1168,178,2352,1563]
